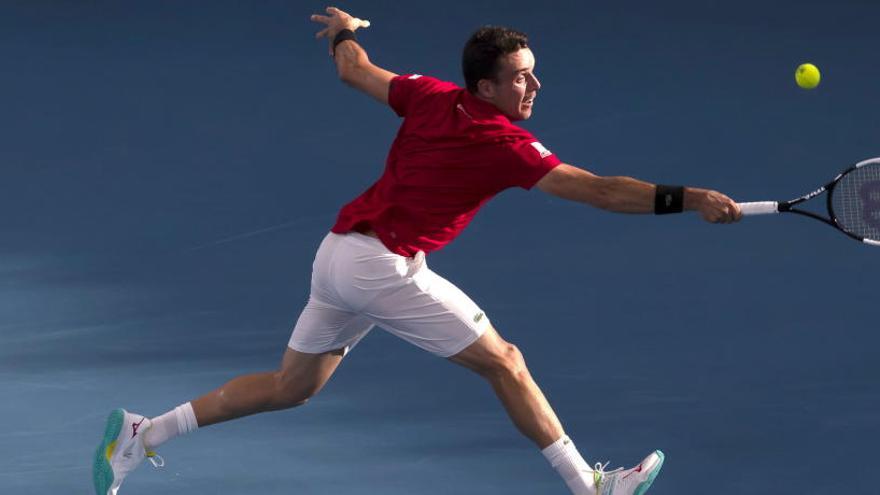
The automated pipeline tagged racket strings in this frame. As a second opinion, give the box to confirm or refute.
[831,163,880,241]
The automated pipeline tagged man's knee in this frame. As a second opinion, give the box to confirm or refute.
[269,347,343,410]
[271,370,322,409]
[480,341,528,382]
[451,327,530,381]
[500,342,528,375]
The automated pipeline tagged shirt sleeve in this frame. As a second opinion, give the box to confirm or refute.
[504,137,563,190]
[388,74,458,117]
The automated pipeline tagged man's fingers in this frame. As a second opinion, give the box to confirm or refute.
[699,193,740,224]
[723,202,740,223]
[315,27,330,39]
[318,6,369,30]
[723,195,742,222]
[311,14,331,25]
[706,206,734,224]
[724,205,735,223]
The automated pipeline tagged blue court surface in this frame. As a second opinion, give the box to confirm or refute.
[2,1,879,494]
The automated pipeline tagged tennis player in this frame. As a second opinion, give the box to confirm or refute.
[93,7,742,495]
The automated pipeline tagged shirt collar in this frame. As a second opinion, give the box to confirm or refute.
[459,89,509,122]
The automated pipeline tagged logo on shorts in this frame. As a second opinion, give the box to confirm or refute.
[473,312,485,323]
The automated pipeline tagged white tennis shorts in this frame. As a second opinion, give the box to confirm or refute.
[288,232,491,358]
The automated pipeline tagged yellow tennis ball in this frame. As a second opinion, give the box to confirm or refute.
[795,63,821,89]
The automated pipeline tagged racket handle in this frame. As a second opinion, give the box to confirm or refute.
[737,201,779,216]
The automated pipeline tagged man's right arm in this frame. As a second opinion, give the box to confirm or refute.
[311,7,398,105]
[333,40,398,105]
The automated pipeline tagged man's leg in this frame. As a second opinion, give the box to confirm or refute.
[448,325,562,448]
[147,289,376,447]
[191,346,345,426]
[447,325,664,495]
[93,346,347,495]
[145,346,345,448]
[448,326,599,493]
[332,237,662,494]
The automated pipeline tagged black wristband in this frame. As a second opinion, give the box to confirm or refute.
[654,185,685,214]
[332,29,357,56]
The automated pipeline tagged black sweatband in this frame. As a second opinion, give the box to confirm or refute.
[332,29,357,56]
[654,185,685,214]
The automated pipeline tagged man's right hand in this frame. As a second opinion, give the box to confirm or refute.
[309,6,397,105]
[685,188,742,224]
[311,6,371,56]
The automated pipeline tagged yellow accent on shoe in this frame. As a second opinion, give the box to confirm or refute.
[105,440,117,462]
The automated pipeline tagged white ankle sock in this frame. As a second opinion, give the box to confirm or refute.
[144,402,198,450]
[542,435,596,495]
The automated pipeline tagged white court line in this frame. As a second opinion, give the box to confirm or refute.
[186,213,333,252]
[0,465,88,477]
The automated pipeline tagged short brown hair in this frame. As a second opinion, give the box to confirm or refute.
[462,26,529,93]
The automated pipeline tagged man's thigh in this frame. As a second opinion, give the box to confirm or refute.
[288,297,374,355]
[362,266,492,358]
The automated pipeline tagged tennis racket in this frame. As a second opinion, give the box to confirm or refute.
[737,157,880,246]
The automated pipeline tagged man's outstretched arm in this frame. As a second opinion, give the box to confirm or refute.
[311,6,398,105]
[536,163,742,223]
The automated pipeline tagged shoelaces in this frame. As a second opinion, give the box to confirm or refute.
[146,451,165,468]
[592,461,624,494]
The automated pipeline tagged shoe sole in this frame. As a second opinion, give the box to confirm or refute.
[93,409,124,495]
[633,450,664,495]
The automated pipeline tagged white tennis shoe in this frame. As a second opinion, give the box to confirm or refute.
[93,409,164,495]
[593,450,664,495]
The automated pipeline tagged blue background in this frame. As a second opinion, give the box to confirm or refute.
[2,1,878,493]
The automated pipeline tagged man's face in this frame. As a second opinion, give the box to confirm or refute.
[481,47,541,121]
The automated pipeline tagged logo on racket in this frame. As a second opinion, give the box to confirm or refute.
[859,181,880,229]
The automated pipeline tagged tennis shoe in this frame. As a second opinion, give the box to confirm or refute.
[93,408,164,495]
[593,450,664,495]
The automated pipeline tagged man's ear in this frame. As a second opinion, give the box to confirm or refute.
[476,78,496,99]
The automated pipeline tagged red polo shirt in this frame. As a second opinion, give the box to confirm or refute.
[331,74,562,256]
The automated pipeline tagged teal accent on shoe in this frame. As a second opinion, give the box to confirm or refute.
[93,409,124,495]
[633,450,664,495]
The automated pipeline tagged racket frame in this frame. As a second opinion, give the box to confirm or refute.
[739,157,880,246]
